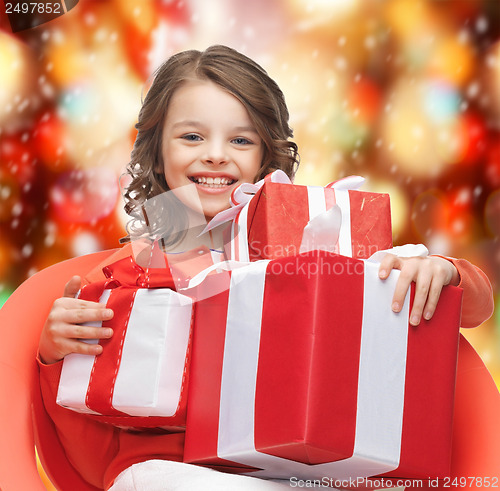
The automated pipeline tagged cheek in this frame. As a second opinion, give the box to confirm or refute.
[162,148,184,186]
[163,162,180,189]
[164,169,184,191]
[247,150,264,180]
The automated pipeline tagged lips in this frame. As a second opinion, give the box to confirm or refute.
[188,175,237,188]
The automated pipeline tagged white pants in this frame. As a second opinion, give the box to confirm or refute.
[108,460,292,490]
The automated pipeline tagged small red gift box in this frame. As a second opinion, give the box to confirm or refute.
[184,251,462,480]
[57,255,193,429]
[225,175,392,262]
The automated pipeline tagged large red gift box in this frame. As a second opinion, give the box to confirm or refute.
[225,176,392,262]
[57,255,193,429]
[184,251,462,480]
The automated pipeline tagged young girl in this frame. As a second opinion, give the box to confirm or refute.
[37,45,493,490]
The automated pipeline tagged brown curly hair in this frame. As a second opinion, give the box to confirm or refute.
[122,45,299,242]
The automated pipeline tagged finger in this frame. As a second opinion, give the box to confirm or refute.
[65,339,105,357]
[409,268,433,326]
[378,254,403,279]
[74,299,110,309]
[39,327,107,363]
[65,324,114,341]
[63,276,82,298]
[62,307,114,325]
[53,297,109,310]
[391,261,419,313]
[422,278,445,321]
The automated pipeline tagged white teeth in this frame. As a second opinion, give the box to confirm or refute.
[191,176,235,187]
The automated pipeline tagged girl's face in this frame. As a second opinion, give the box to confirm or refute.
[161,79,264,219]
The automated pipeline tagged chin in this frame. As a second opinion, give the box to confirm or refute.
[203,210,223,221]
[200,203,228,221]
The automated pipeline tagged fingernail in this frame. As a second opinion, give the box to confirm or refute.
[410,315,420,326]
[392,302,400,312]
[379,269,387,278]
[424,311,432,320]
[105,328,113,337]
[105,309,114,318]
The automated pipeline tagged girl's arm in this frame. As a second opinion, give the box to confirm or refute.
[378,254,493,328]
[437,256,494,328]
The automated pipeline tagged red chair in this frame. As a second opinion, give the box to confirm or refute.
[449,335,500,481]
[414,335,500,491]
[0,250,115,491]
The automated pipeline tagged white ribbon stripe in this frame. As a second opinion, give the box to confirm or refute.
[335,189,353,257]
[306,186,327,219]
[231,200,251,262]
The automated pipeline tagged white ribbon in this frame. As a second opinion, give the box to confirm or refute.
[299,177,365,258]
[327,176,364,256]
[184,260,252,289]
[230,198,251,262]
[299,204,341,254]
[217,255,411,480]
[327,175,365,191]
[366,244,429,262]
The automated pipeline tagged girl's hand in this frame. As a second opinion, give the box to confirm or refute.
[378,255,460,326]
[38,276,114,365]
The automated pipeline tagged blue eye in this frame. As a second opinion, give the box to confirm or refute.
[232,137,252,145]
[182,134,202,142]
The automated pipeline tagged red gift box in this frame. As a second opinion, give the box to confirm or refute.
[184,251,462,480]
[224,175,392,261]
[56,255,193,429]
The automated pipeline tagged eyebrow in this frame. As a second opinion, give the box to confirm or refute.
[233,126,259,134]
[172,120,258,134]
[172,120,204,129]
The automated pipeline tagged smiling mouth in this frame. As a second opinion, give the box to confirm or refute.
[188,176,237,188]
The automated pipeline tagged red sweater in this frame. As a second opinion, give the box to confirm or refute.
[38,249,494,490]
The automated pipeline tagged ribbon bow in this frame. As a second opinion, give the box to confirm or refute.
[79,256,176,302]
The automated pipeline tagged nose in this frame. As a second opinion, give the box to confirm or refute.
[202,139,228,166]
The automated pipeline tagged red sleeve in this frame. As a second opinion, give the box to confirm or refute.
[439,257,494,329]
[38,357,120,489]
